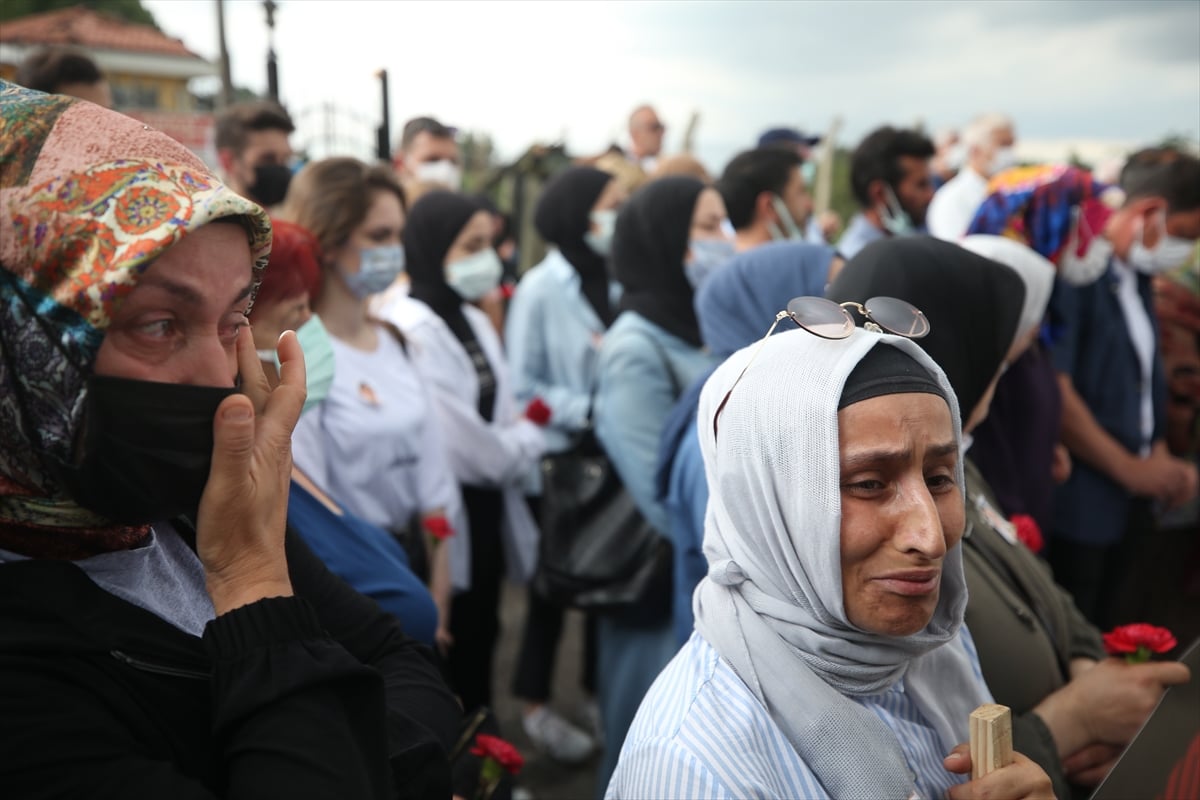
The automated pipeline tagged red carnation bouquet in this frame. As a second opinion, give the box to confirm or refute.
[1102,623,1178,664]
[471,733,523,799]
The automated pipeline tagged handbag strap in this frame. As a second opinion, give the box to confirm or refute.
[639,327,683,398]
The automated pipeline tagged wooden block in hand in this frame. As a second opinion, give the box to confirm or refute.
[970,703,1014,779]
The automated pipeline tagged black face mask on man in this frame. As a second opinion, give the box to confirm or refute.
[247,163,293,207]
[53,375,236,524]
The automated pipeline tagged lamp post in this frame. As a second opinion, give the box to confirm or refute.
[264,0,279,102]
[375,69,391,163]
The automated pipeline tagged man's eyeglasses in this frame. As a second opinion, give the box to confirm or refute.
[712,296,930,436]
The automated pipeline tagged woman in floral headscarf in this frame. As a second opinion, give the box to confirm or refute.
[0,81,459,798]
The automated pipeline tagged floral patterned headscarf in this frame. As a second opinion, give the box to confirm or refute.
[0,80,272,557]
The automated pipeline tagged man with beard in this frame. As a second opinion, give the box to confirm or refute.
[837,126,935,259]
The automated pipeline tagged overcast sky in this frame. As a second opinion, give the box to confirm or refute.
[144,0,1200,170]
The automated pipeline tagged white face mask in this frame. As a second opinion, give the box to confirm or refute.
[584,209,618,257]
[445,248,503,300]
[1058,206,1113,287]
[1127,210,1197,275]
[944,143,967,173]
[413,159,462,190]
[768,194,806,242]
[879,186,915,236]
[988,146,1018,176]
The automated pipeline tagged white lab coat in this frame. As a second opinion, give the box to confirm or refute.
[374,293,546,587]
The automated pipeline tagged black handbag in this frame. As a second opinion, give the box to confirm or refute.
[532,429,672,622]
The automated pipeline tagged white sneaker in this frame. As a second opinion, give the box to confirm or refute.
[522,706,595,765]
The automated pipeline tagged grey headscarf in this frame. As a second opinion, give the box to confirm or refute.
[693,327,990,799]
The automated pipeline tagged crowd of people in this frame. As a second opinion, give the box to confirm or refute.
[1,46,1198,800]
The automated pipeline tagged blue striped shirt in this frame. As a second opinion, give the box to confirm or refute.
[607,631,988,800]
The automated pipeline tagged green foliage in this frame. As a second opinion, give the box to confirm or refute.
[0,0,159,29]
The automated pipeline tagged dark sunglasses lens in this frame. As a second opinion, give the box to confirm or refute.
[786,296,853,339]
[865,296,930,338]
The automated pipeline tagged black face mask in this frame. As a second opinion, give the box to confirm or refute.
[54,375,237,524]
[247,163,293,207]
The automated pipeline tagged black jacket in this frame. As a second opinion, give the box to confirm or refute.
[0,528,462,799]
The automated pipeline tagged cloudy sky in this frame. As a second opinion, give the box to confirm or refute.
[144,0,1200,170]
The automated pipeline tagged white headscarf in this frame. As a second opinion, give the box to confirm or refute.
[961,235,1055,342]
[693,327,989,799]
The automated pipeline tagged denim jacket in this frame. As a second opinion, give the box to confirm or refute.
[594,311,718,536]
[505,250,615,454]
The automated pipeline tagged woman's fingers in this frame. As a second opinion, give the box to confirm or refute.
[946,751,1055,800]
[236,325,272,415]
[263,329,307,435]
[943,742,972,775]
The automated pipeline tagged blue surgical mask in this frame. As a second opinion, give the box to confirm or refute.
[446,248,503,300]
[685,238,736,290]
[584,209,618,257]
[256,315,336,415]
[341,244,405,299]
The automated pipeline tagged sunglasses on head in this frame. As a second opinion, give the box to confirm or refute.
[712,296,930,437]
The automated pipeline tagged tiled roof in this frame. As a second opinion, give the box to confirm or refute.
[0,5,204,60]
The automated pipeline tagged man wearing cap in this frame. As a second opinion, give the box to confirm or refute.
[756,127,841,244]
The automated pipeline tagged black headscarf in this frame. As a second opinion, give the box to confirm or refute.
[405,190,498,420]
[612,176,707,347]
[826,236,1025,418]
[534,166,615,326]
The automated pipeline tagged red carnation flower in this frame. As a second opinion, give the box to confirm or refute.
[421,515,454,542]
[1010,514,1044,554]
[470,733,524,775]
[524,397,552,427]
[1103,623,1178,664]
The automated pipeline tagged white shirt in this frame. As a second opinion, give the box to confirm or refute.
[1112,258,1156,454]
[928,167,989,241]
[0,524,214,637]
[375,294,546,586]
[607,632,983,800]
[291,326,463,535]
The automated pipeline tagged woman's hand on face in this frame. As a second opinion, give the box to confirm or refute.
[197,325,307,615]
[943,744,1055,799]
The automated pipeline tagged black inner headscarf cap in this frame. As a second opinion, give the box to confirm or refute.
[404,190,499,421]
[405,190,487,306]
[827,236,1026,419]
[838,343,949,410]
[534,166,615,325]
[612,175,707,346]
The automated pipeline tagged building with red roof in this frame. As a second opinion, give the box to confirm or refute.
[1,5,218,162]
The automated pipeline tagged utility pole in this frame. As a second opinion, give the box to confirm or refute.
[814,115,842,216]
[263,0,279,103]
[215,0,233,108]
[375,69,391,163]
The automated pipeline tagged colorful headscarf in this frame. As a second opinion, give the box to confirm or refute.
[0,80,271,556]
[966,164,1115,265]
